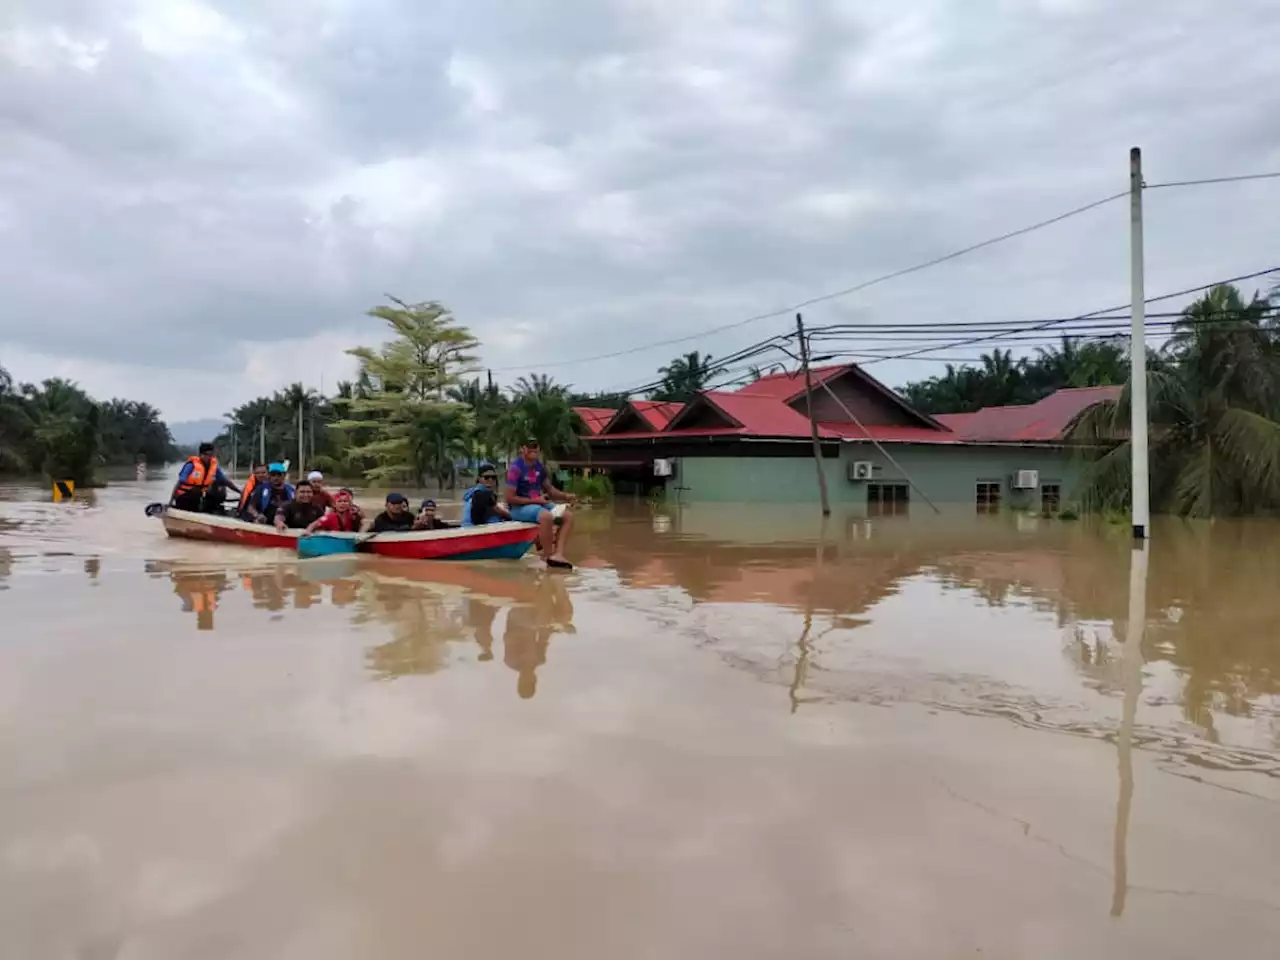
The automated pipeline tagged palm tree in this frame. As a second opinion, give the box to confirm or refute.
[653,350,717,402]
[512,374,569,400]
[1070,284,1280,516]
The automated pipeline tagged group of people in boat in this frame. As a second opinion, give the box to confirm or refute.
[170,438,576,567]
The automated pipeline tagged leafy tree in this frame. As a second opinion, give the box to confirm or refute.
[1070,284,1280,516]
[497,391,583,462]
[652,351,717,402]
[902,341,1132,414]
[337,297,480,487]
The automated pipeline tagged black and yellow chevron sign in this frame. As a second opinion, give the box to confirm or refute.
[52,480,75,502]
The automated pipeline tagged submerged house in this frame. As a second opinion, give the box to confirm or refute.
[563,364,1119,513]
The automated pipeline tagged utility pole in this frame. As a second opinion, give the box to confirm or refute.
[297,401,305,477]
[230,424,237,479]
[259,416,266,465]
[1129,146,1150,541]
[796,312,831,517]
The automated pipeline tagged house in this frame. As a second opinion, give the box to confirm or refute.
[564,364,1119,514]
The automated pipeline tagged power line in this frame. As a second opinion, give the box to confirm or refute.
[488,188,1129,373]
[805,303,1280,334]
[849,265,1280,368]
[1146,171,1280,190]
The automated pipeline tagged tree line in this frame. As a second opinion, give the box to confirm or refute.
[0,369,177,483]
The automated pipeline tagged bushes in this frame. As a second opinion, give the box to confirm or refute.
[565,473,613,501]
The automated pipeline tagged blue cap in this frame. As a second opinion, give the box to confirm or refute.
[420,499,436,510]
[268,462,285,474]
[385,492,408,504]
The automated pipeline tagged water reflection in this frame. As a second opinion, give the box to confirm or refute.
[577,509,1280,756]
[144,558,577,698]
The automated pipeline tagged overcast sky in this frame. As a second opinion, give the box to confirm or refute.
[1,0,1277,423]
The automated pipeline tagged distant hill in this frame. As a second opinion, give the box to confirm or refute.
[168,419,225,448]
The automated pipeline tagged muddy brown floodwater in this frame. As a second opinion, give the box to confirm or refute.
[1,481,1278,959]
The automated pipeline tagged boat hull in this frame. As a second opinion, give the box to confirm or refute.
[158,508,539,561]
[161,509,300,549]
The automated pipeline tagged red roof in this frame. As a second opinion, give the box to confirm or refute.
[630,400,684,430]
[573,406,617,435]
[733,365,847,401]
[936,386,1121,442]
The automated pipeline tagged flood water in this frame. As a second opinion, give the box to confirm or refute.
[1,480,1277,959]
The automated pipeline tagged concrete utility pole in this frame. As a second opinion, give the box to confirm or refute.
[796,312,831,517]
[1129,146,1150,540]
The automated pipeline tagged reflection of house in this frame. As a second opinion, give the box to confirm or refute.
[564,364,1118,512]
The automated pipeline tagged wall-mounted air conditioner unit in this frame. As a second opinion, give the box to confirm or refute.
[847,461,874,481]
[653,458,674,477]
[1013,469,1039,489]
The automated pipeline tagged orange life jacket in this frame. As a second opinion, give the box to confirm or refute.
[237,474,260,511]
[175,456,219,496]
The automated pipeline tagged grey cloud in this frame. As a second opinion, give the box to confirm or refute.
[1,0,1279,413]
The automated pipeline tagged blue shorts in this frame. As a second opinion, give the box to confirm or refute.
[509,503,552,523]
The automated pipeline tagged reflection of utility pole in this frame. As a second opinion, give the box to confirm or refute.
[1112,540,1148,917]
[789,517,829,714]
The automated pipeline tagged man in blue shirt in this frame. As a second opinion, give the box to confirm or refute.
[243,463,295,524]
[505,438,576,568]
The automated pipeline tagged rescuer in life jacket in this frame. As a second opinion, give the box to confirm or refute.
[235,462,269,519]
[170,442,240,514]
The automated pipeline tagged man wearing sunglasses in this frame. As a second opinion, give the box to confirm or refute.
[460,463,512,528]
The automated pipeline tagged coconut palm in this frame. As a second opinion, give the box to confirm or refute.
[653,350,717,402]
[512,373,569,400]
[1070,284,1280,516]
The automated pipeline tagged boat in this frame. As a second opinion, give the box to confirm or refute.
[148,506,541,561]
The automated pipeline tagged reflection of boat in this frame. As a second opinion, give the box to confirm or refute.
[151,506,540,560]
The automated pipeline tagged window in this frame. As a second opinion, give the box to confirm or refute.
[1041,483,1062,514]
[868,482,909,516]
[976,481,1002,513]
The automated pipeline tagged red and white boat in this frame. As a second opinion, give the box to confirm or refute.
[152,507,541,561]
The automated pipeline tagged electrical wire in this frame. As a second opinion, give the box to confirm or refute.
[847,265,1280,367]
[487,188,1129,373]
[1146,172,1280,190]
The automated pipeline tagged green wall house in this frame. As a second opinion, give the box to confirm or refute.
[568,366,1117,516]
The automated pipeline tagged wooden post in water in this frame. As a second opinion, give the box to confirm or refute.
[796,313,831,517]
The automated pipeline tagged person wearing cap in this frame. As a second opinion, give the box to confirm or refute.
[369,492,416,533]
[171,442,240,513]
[505,438,576,568]
[414,499,455,530]
[460,463,511,527]
[243,462,295,524]
[306,470,335,512]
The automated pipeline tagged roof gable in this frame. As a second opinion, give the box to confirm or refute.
[573,406,617,436]
[664,394,741,431]
[793,365,945,431]
[734,365,846,401]
[599,400,686,435]
[667,391,816,438]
